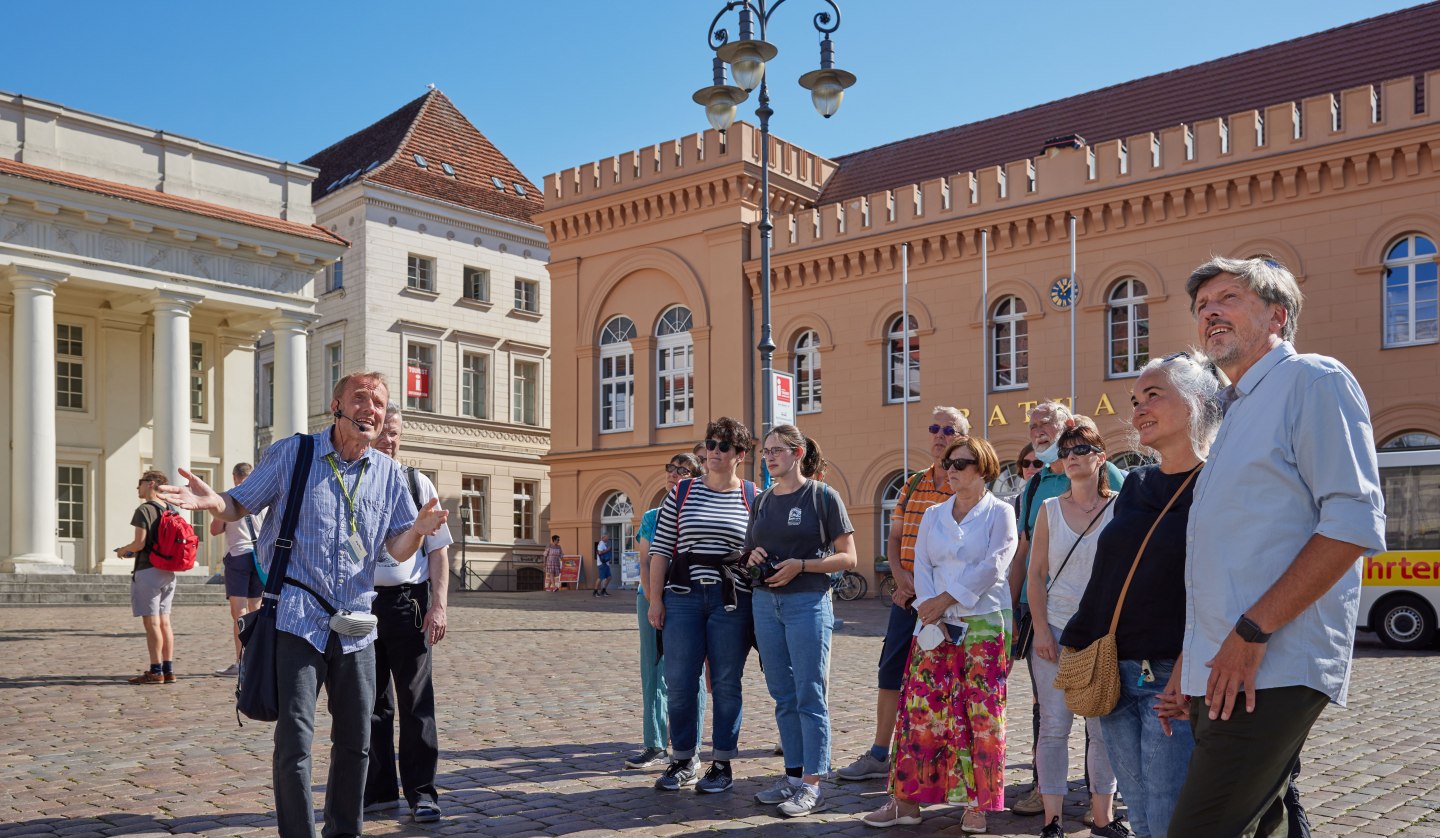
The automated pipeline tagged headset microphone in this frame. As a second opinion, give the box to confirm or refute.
[333,409,370,433]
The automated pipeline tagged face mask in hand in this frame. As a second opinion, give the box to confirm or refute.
[1035,438,1062,465]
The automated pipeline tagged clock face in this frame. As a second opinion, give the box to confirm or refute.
[1050,276,1078,309]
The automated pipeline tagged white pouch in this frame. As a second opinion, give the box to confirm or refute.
[329,611,379,637]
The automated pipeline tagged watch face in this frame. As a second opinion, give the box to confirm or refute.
[1049,276,1078,309]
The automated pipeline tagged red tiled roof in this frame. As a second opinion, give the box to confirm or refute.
[821,2,1440,203]
[304,90,544,224]
[0,157,348,247]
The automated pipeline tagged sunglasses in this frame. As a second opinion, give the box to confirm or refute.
[941,457,977,471]
[1018,458,1044,469]
[1160,351,1190,363]
[1058,443,1103,459]
[928,424,960,436]
[664,464,693,476]
[704,439,745,453]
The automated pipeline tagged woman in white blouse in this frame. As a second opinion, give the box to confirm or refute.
[863,436,1017,834]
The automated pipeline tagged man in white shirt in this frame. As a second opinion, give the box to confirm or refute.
[363,403,455,823]
[213,463,268,677]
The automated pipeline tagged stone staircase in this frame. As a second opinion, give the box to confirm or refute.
[0,574,231,606]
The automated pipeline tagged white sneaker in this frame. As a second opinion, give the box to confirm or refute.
[779,784,824,817]
[755,776,801,804]
[213,662,239,677]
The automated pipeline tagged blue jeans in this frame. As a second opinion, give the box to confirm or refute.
[662,583,751,760]
[752,587,833,777]
[1100,658,1194,838]
[636,588,706,751]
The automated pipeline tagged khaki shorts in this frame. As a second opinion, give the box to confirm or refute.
[131,566,177,617]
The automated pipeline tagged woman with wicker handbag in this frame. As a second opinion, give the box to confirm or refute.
[1058,353,1222,838]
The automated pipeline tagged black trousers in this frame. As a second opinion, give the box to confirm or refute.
[364,581,439,809]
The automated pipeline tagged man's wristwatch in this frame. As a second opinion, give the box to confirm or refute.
[1234,615,1272,644]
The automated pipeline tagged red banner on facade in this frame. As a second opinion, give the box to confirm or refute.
[407,365,429,398]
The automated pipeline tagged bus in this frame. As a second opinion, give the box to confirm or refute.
[1359,446,1440,650]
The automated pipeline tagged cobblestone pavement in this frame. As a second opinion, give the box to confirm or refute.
[1,591,1437,837]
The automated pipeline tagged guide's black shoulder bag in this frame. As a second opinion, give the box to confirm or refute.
[235,432,315,724]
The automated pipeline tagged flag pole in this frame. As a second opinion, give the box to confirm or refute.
[1068,213,1077,408]
[980,228,989,439]
[901,241,910,476]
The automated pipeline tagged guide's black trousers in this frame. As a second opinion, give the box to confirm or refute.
[364,580,439,810]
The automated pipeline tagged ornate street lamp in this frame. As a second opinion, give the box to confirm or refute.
[695,0,855,439]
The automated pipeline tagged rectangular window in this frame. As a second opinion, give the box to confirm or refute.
[407,255,435,292]
[325,342,343,399]
[189,341,206,421]
[406,342,435,412]
[513,479,537,541]
[464,266,490,302]
[326,258,344,292]
[461,352,488,419]
[656,341,694,426]
[258,362,275,427]
[461,476,488,540]
[599,349,634,432]
[514,278,539,313]
[512,360,539,426]
[56,324,84,411]
[57,464,85,539]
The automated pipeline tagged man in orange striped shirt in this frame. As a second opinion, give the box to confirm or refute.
[835,406,967,782]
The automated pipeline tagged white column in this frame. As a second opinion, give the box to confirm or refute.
[151,293,201,483]
[271,310,315,439]
[5,267,71,573]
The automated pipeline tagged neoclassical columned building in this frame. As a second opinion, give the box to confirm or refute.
[0,92,345,574]
[540,5,1440,582]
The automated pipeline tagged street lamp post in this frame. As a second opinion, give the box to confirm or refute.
[695,1,855,439]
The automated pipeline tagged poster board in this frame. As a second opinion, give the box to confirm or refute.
[559,554,582,588]
[619,550,641,588]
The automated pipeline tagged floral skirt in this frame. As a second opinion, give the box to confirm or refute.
[889,608,1009,809]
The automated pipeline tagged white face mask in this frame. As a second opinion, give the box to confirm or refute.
[1035,438,1062,465]
[916,623,946,652]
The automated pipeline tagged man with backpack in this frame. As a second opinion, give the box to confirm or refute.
[363,403,454,823]
[114,469,184,684]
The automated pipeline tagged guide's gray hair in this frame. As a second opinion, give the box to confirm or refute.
[1186,256,1303,343]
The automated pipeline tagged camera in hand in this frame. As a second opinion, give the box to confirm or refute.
[746,554,783,586]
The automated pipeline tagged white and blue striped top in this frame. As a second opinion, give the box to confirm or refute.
[649,480,753,592]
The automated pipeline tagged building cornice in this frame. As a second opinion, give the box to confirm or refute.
[354,185,548,251]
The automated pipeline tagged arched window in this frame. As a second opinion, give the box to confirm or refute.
[794,329,822,413]
[1383,234,1438,347]
[879,472,907,559]
[1381,431,1440,449]
[886,315,919,404]
[598,316,636,433]
[1107,278,1150,376]
[600,491,636,562]
[656,306,694,426]
[992,296,1028,390]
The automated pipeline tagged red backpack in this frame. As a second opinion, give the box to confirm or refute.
[149,504,199,572]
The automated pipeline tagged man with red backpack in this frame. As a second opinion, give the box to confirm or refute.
[114,469,188,684]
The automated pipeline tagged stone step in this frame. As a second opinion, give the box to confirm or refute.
[0,574,231,606]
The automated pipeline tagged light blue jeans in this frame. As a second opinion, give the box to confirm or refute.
[636,588,705,751]
[1100,658,1194,838]
[1030,623,1118,796]
[663,583,751,760]
[752,587,833,777]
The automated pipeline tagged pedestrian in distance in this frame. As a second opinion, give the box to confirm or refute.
[363,403,454,824]
[747,425,857,817]
[626,452,706,771]
[543,535,564,592]
[594,536,613,597]
[862,436,1017,834]
[1159,257,1385,838]
[647,417,759,794]
[115,469,177,685]
[835,406,967,785]
[158,371,448,838]
[214,463,267,677]
[1062,352,1221,838]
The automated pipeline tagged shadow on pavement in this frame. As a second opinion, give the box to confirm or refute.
[0,813,272,836]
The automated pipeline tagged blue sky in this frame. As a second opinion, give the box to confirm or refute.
[3,1,1421,184]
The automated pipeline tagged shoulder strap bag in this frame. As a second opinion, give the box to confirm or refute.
[1012,496,1113,661]
[1053,465,1203,717]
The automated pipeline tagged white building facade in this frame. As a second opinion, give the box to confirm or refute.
[0,91,345,574]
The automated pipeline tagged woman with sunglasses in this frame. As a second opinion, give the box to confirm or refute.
[1026,426,1122,838]
[864,436,1017,834]
[745,425,857,817]
[1061,353,1220,838]
[625,453,705,771]
[647,417,759,794]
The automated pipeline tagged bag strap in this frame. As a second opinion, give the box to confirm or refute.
[1021,472,1044,539]
[1106,464,1203,634]
[263,433,316,600]
[742,480,758,511]
[282,576,337,616]
[407,466,422,511]
[899,469,927,517]
[1045,496,1115,593]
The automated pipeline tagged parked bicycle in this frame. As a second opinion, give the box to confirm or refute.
[875,559,897,600]
[831,570,869,602]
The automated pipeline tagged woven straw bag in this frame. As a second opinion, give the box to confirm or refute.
[1053,465,1202,717]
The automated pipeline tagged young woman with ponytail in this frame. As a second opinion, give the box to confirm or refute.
[745,425,857,817]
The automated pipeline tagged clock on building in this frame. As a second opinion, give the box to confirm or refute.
[1049,275,1079,309]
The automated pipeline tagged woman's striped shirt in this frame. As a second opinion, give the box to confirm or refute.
[649,479,753,592]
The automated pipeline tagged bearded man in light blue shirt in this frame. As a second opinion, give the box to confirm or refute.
[1163,257,1385,838]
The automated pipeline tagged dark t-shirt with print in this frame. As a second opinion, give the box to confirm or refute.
[130,500,165,572]
[746,481,854,594]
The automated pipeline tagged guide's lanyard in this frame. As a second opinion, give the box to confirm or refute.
[325,454,368,534]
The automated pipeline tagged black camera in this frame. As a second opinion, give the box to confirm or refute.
[746,554,783,585]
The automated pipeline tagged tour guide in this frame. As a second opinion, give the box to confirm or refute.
[160,370,448,838]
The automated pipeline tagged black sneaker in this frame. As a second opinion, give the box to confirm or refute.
[1040,815,1066,838]
[696,761,733,793]
[625,747,669,769]
[654,758,699,790]
[1091,815,1132,838]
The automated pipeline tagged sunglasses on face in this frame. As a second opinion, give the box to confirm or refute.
[1018,458,1044,469]
[1059,443,1103,459]
[664,464,692,476]
[704,439,744,453]
[928,424,959,436]
[941,457,977,471]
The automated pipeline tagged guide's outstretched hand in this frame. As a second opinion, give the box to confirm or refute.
[158,468,223,513]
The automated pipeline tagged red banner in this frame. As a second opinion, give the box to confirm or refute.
[407,365,429,398]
